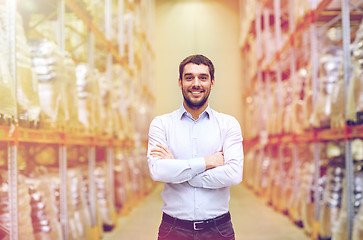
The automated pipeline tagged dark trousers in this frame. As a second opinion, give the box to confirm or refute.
[157,214,235,240]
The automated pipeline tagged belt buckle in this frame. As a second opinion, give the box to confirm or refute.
[193,221,204,231]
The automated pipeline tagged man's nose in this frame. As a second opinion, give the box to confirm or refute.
[192,78,202,87]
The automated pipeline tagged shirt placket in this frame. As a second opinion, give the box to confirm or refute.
[192,119,201,218]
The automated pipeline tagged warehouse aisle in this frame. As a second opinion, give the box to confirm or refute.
[103,183,310,240]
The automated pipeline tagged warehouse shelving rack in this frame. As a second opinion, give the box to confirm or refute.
[241,0,363,239]
[3,0,155,240]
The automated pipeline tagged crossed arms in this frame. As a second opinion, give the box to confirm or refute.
[147,117,244,189]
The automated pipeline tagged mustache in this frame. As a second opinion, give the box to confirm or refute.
[190,87,204,90]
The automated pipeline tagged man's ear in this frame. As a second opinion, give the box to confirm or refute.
[178,78,182,88]
[211,78,215,89]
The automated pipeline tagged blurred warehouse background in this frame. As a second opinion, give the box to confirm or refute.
[0,0,363,240]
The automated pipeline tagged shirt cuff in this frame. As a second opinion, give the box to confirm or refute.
[188,157,205,176]
[188,157,205,188]
[188,174,203,187]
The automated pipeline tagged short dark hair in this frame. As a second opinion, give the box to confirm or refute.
[179,54,215,80]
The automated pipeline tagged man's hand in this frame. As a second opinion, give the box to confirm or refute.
[204,152,224,170]
[150,144,175,159]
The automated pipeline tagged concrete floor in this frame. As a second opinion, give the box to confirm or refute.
[103,183,311,240]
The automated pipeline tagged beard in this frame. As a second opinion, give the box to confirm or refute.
[182,86,211,109]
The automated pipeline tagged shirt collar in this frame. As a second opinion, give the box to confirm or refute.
[178,104,212,120]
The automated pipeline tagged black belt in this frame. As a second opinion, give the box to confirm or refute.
[162,212,231,231]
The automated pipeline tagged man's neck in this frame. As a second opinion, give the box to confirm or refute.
[183,102,208,120]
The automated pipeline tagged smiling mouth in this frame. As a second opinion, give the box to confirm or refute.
[189,90,204,96]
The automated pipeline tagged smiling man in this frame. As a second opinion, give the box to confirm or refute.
[147,54,244,240]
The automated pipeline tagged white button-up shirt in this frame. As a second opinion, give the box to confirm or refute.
[147,105,244,220]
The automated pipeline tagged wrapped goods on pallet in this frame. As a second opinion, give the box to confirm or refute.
[268,82,282,135]
[68,168,91,240]
[28,39,67,129]
[138,145,154,194]
[16,13,41,127]
[76,64,103,134]
[299,161,315,235]
[24,171,63,240]
[243,145,257,187]
[80,166,104,236]
[238,0,255,48]
[25,166,96,240]
[258,149,273,199]
[330,68,345,129]
[353,142,363,240]
[270,165,282,210]
[271,156,294,213]
[287,144,316,228]
[319,160,344,239]
[346,19,363,126]
[293,30,314,133]
[0,8,16,123]
[0,50,16,124]
[114,150,127,210]
[281,147,294,213]
[134,94,152,142]
[18,179,36,240]
[112,65,128,138]
[250,147,263,193]
[244,93,258,140]
[353,203,363,240]
[0,174,35,240]
[28,38,78,131]
[94,163,114,231]
[319,142,344,239]
[99,72,115,136]
[352,174,363,240]
[352,139,363,162]
[331,19,363,128]
[309,33,343,129]
[0,9,39,125]
[123,148,137,201]
[282,81,293,134]
[291,66,311,134]
[138,145,151,194]
[332,171,363,240]
[64,55,80,130]
[265,151,279,206]
[287,153,305,226]
[129,148,142,195]
[335,139,363,240]
[100,65,132,138]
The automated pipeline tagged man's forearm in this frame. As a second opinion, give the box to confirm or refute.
[188,159,243,189]
[204,151,224,169]
[148,156,206,183]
